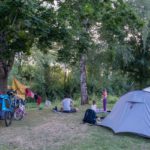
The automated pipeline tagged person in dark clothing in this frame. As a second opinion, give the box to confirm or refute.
[34,93,42,106]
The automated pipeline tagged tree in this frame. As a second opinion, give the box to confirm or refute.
[0,0,55,92]
[57,0,143,104]
[57,0,96,104]
[107,0,150,88]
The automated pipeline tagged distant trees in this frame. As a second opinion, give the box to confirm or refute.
[112,0,150,88]
[1,0,148,103]
[57,0,143,104]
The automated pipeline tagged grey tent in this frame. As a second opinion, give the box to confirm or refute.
[100,90,150,138]
[143,87,150,92]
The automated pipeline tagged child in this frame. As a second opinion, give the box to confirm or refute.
[91,100,100,113]
[102,88,108,111]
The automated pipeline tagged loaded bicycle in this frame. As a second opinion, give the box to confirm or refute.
[13,98,26,120]
[0,90,26,126]
[0,91,14,126]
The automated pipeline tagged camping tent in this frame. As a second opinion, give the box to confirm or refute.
[143,87,150,92]
[100,90,150,138]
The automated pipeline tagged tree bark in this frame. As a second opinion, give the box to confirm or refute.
[0,30,15,93]
[80,54,88,105]
[0,57,14,93]
[0,76,8,93]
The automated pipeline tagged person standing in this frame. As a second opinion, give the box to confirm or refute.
[34,93,42,108]
[102,89,108,111]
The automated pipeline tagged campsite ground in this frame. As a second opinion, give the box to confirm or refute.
[0,105,150,150]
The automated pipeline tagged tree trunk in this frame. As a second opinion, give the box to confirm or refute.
[0,76,8,93]
[80,54,88,105]
[64,63,67,90]
[0,57,14,93]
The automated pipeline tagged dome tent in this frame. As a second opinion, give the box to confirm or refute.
[100,90,150,138]
[143,87,150,92]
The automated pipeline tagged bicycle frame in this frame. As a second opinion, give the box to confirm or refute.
[0,95,14,112]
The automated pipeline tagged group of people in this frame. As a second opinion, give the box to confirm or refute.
[91,89,108,113]
[53,88,108,113]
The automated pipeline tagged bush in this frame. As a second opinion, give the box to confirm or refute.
[107,95,119,104]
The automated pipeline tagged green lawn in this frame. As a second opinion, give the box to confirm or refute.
[0,103,149,150]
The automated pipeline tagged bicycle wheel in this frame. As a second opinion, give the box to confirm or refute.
[14,108,23,120]
[4,111,12,127]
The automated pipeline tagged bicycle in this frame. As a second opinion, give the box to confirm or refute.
[0,90,15,126]
[13,99,26,120]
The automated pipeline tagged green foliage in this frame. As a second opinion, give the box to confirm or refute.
[6,0,150,103]
[9,50,80,101]
[114,40,150,88]
[108,0,150,88]
[56,0,146,91]
[107,95,119,104]
[0,0,33,58]
[0,0,58,61]
[57,0,100,64]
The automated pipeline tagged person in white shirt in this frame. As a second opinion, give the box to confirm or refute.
[91,100,100,113]
[61,97,77,113]
[45,99,51,108]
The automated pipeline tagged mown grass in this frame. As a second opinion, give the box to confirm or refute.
[53,105,150,150]
[58,125,150,150]
[0,96,149,150]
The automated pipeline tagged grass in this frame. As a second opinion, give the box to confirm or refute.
[0,100,149,150]
[25,94,118,110]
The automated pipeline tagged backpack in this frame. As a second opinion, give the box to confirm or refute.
[83,109,96,124]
